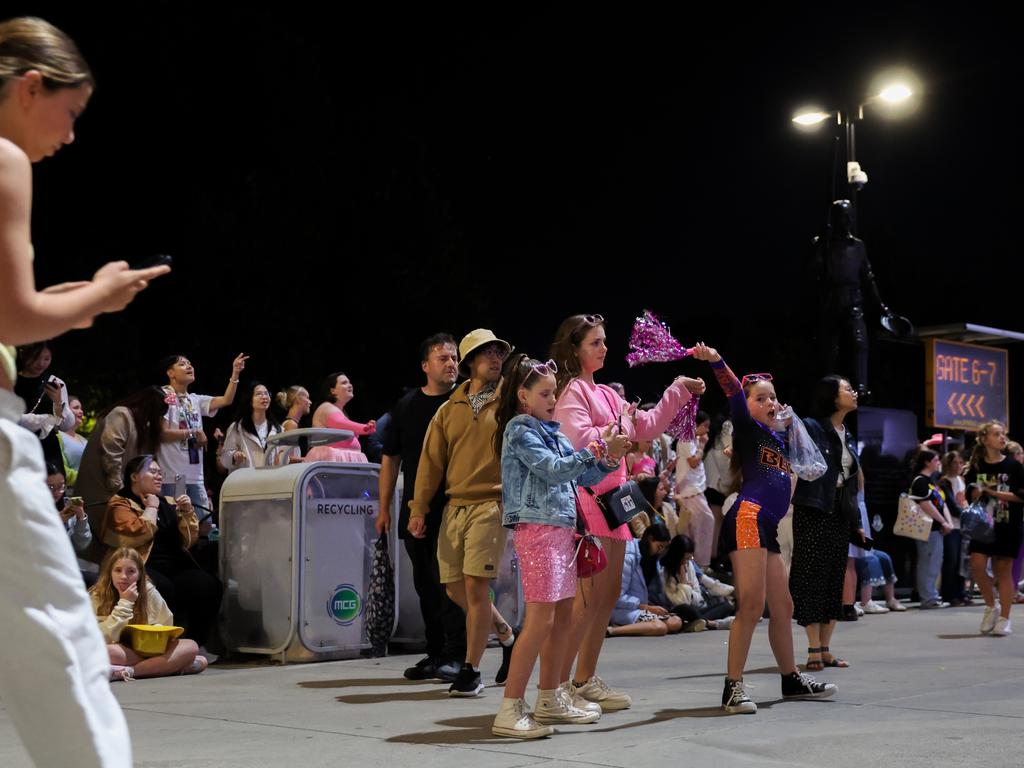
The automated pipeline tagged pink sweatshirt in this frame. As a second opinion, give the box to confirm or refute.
[326,409,375,451]
[554,377,691,496]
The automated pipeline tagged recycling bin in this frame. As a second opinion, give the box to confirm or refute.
[218,429,399,662]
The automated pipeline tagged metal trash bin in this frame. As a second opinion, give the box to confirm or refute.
[219,429,399,662]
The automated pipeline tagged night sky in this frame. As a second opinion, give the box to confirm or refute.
[12,3,1020,433]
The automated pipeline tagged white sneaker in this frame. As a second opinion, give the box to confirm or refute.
[886,600,908,612]
[853,603,865,617]
[712,616,735,630]
[492,698,553,739]
[702,576,735,598]
[558,681,602,714]
[534,687,600,724]
[575,675,632,711]
[981,604,1001,634]
[861,600,890,614]
[992,617,1012,637]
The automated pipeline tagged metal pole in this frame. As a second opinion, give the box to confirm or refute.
[845,111,858,235]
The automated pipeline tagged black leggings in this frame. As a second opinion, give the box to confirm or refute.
[670,601,734,623]
[147,566,223,646]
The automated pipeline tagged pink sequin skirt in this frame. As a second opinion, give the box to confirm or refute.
[513,524,577,603]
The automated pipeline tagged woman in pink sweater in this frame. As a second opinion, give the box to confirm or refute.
[307,372,376,463]
[550,314,705,712]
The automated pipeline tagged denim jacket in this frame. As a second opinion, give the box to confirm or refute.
[501,414,613,529]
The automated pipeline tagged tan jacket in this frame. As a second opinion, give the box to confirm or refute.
[101,494,199,563]
[410,380,502,519]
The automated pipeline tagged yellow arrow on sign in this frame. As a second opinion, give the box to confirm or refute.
[947,393,958,413]
[957,393,968,416]
[977,395,986,418]
[965,394,976,417]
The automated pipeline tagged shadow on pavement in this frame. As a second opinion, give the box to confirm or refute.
[335,689,451,704]
[936,634,990,640]
[387,714,502,744]
[298,677,442,689]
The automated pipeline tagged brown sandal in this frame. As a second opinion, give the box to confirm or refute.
[805,646,824,671]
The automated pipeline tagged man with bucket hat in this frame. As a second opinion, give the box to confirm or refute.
[409,329,517,697]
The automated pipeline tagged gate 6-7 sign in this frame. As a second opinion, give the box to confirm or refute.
[926,339,1009,430]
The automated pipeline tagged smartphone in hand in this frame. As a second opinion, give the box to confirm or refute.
[174,473,186,499]
[133,254,173,270]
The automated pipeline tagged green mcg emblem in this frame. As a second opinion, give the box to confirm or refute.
[328,584,362,626]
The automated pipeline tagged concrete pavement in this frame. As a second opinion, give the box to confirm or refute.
[3,602,1023,767]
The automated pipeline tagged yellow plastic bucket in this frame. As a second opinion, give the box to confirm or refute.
[124,624,185,656]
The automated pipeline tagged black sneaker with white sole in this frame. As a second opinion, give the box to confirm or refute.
[403,656,439,681]
[722,677,757,714]
[448,664,484,697]
[781,671,837,700]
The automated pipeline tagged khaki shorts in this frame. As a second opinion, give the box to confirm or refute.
[437,501,507,583]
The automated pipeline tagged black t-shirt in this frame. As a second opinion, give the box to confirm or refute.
[965,456,1024,527]
[910,474,945,532]
[384,386,454,537]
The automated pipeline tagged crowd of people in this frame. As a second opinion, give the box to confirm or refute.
[2,15,1023,768]
[11,320,1024,742]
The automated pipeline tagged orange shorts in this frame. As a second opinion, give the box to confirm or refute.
[719,498,781,554]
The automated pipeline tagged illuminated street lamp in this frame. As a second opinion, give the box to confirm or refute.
[793,74,918,231]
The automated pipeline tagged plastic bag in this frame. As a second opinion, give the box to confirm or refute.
[787,413,827,481]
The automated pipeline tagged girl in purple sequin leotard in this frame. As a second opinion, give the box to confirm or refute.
[692,343,836,715]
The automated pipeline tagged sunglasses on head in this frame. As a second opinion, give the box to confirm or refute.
[740,372,774,387]
[581,314,605,326]
[527,359,558,377]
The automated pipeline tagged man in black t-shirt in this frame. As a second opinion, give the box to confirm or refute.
[377,333,466,680]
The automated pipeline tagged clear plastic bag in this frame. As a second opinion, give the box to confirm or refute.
[787,413,827,481]
[961,498,996,543]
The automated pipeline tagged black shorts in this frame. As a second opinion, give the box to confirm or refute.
[969,519,1024,559]
[719,497,780,555]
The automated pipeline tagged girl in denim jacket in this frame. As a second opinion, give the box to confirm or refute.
[490,354,630,739]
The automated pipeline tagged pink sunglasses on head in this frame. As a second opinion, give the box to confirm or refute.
[740,372,774,387]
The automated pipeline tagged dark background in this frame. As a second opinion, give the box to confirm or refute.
[13,3,1020,433]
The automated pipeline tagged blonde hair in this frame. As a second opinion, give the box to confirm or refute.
[276,385,309,411]
[90,547,151,624]
[967,421,1007,473]
[1007,441,1023,458]
[0,17,93,100]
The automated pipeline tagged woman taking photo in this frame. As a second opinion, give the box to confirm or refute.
[101,455,222,650]
[790,375,861,670]
[550,313,704,711]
